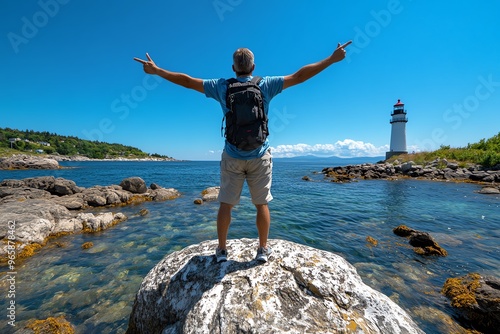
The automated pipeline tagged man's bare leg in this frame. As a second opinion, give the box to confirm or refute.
[255,204,271,248]
[217,202,233,249]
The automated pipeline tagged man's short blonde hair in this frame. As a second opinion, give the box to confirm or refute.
[233,48,254,75]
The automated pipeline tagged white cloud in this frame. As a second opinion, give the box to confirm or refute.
[271,139,389,158]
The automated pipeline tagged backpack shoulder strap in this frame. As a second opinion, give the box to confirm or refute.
[226,78,238,86]
[251,76,262,85]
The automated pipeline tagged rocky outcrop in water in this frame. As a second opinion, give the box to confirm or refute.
[0,176,180,263]
[194,186,220,204]
[0,198,127,262]
[0,176,180,210]
[126,238,424,334]
[393,225,448,256]
[0,154,59,170]
[441,273,500,333]
[322,159,500,189]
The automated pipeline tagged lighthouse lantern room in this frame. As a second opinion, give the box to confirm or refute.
[386,99,408,160]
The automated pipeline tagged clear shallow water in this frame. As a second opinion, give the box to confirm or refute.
[0,160,499,333]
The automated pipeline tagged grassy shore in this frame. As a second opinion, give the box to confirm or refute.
[386,133,500,168]
[386,147,500,168]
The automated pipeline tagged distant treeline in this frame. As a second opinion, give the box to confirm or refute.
[388,132,500,167]
[0,127,171,159]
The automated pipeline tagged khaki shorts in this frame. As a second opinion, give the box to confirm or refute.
[218,150,273,205]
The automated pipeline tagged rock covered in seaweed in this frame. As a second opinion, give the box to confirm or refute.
[393,225,448,256]
[441,273,500,332]
[126,238,424,334]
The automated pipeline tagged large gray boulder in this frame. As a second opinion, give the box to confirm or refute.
[126,239,424,334]
[120,177,147,194]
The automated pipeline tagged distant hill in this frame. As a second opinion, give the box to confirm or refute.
[0,127,172,159]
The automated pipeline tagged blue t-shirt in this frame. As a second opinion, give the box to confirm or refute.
[203,76,284,160]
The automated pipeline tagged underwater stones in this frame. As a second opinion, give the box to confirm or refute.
[19,315,75,333]
[366,236,378,246]
[138,208,149,216]
[82,242,94,249]
[126,238,424,334]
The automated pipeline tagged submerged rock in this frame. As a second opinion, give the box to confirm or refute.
[126,238,424,334]
[16,315,75,333]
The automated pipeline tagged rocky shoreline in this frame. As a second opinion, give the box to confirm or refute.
[0,176,180,263]
[320,158,500,194]
[0,154,177,170]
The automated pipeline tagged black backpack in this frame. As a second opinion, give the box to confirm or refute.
[222,76,268,151]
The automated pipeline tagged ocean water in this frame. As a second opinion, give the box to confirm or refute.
[0,159,499,334]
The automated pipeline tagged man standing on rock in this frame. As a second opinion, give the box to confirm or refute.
[134,41,351,263]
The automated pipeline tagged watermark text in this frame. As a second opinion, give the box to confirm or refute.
[5,220,17,327]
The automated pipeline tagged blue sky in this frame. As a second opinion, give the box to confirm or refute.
[1,0,499,160]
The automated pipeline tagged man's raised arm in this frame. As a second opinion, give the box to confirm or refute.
[134,53,204,93]
[283,41,352,90]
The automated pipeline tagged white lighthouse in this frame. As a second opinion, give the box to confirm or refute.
[386,99,408,160]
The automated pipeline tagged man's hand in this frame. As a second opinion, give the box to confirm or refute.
[133,52,204,93]
[283,40,353,90]
[331,41,352,63]
[133,53,158,75]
